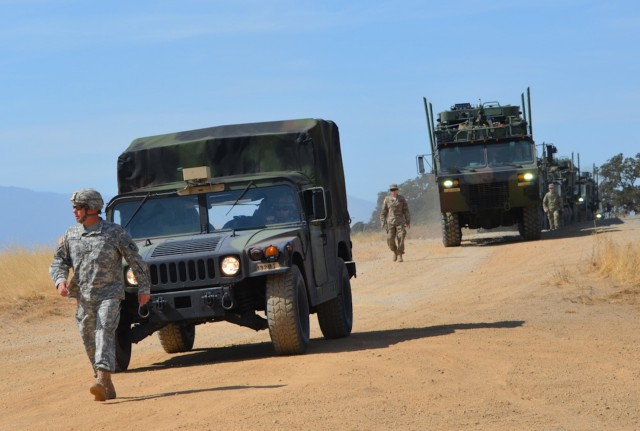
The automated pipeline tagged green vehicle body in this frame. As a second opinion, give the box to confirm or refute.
[107,118,355,371]
[418,89,542,246]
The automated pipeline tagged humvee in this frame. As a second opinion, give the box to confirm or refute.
[107,119,355,370]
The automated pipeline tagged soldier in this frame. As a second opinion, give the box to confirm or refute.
[543,183,562,230]
[380,184,411,262]
[49,188,151,401]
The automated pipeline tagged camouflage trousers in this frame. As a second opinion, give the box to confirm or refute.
[547,209,561,230]
[387,224,407,255]
[75,297,121,373]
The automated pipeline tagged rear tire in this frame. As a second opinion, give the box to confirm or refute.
[158,323,196,354]
[317,259,353,339]
[441,212,462,247]
[266,266,310,355]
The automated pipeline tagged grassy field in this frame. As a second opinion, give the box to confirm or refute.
[1,225,637,319]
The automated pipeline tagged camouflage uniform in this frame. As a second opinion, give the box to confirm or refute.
[543,187,562,230]
[380,185,411,261]
[50,218,150,374]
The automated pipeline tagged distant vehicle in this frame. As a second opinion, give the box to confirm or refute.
[107,119,355,371]
[417,89,542,246]
[540,144,599,224]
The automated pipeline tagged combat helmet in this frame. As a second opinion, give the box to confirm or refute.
[70,188,104,211]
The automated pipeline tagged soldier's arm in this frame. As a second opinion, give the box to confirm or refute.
[403,198,411,226]
[380,198,389,228]
[49,234,71,289]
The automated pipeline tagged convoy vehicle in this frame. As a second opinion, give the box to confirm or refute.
[107,119,355,371]
[418,89,542,246]
[540,144,600,225]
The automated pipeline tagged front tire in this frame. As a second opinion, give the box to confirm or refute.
[158,323,196,354]
[442,212,462,247]
[266,266,310,355]
[521,205,541,240]
[115,317,132,372]
[317,259,353,339]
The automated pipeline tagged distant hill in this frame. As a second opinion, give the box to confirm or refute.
[348,195,376,225]
[0,186,375,248]
[0,186,74,248]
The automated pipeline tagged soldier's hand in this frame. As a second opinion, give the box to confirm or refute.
[56,282,69,297]
[138,292,151,306]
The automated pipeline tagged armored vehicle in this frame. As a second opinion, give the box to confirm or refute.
[540,145,600,225]
[418,89,542,246]
[107,119,355,371]
[575,167,599,222]
[540,144,579,227]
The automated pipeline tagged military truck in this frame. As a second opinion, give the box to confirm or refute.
[540,144,579,227]
[106,119,355,371]
[575,167,599,222]
[417,89,542,246]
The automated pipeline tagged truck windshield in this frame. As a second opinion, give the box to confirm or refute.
[110,185,301,239]
[208,185,301,230]
[439,145,485,171]
[487,141,533,167]
[439,141,533,171]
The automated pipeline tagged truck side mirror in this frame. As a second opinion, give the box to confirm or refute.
[417,155,426,174]
[303,187,327,223]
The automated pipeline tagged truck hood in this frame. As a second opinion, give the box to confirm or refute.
[135,225,301,261]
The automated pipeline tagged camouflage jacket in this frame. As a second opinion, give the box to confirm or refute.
[50,219,151,301]
[543,191,562,212]
[380,194,411,226]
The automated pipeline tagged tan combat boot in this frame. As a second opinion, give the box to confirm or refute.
[90,375,106,402]
[90,369,117,401]
[392,252,397,262]
[397,254,403,262]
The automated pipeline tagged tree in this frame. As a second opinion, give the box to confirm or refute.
[598,153,640,213]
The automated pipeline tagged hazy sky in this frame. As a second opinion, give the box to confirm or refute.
[2,0,639,202]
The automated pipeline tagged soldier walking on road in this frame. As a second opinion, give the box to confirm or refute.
[49,188,151,401]
[543,183,562,230]
[380,184,411,262]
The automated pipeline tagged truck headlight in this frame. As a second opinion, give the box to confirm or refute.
[523,172,534,181]
[126,268,138,286]
[221,256,240,276]
[442,179,459,188]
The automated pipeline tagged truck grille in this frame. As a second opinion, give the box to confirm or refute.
[149,237,221,286]
[149,258,216,285]
[151,237,222,257]
[469,181,509,210]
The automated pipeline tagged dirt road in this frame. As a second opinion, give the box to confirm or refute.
[2,217,639,430]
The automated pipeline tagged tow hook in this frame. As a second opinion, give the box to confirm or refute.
[221,292,234,310]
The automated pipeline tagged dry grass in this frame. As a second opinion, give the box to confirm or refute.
[0,246,70,320]
[551,266,571,286]
[590,235,640,298]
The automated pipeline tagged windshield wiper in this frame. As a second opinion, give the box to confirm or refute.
[123,192,151,229]
[225,181,256,216]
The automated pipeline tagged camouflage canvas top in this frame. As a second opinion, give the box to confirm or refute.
[116,118,349,223]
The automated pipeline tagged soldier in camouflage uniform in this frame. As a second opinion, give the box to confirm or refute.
[543,183,562,230]
[380,184,411,262]
[49,188,151,402]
